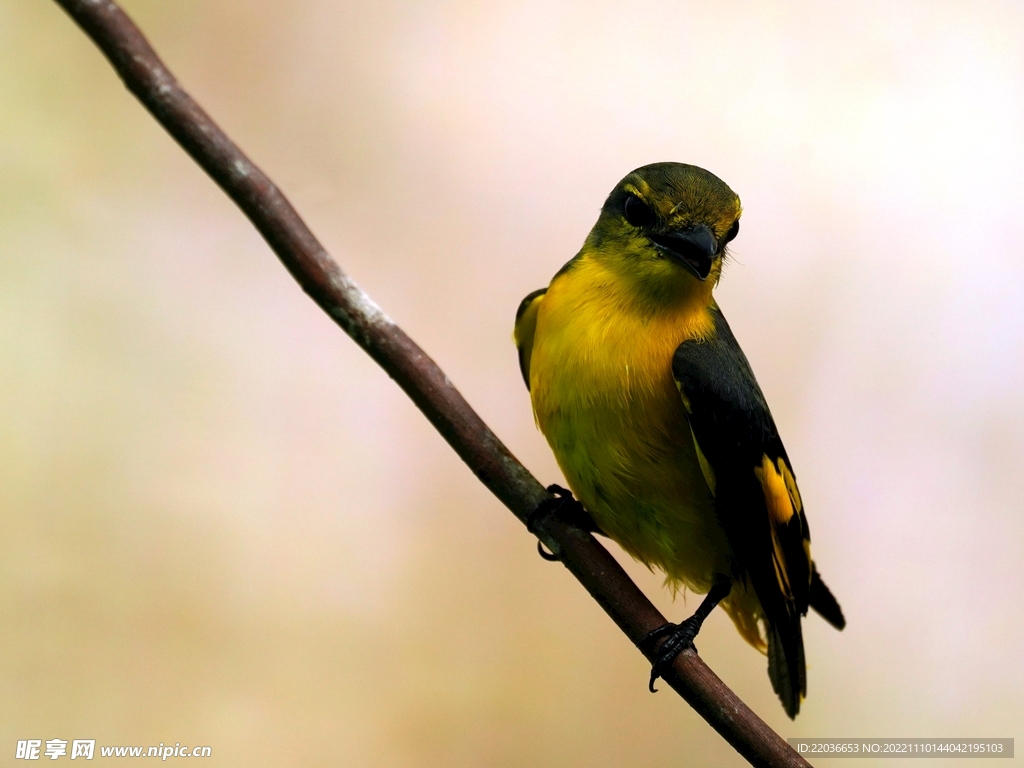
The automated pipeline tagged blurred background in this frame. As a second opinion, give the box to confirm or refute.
[2,0,1023,765]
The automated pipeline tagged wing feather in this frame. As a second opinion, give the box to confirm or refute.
[673,304,817,717]
[514,288,547,390]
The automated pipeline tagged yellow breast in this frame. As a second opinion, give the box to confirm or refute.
[528,254,730,591]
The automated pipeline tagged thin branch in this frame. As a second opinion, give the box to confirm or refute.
[51,2,811,766]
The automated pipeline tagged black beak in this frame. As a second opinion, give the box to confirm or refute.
[649,225,718,281]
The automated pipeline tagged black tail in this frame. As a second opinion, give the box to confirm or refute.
[809,565,845,630]
[767,566,842,719]
[767,617,806,719]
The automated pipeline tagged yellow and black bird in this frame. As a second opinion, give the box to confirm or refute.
[515,162,844,718]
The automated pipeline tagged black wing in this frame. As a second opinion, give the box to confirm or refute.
[514,288,547,389]
[673,305,840,717]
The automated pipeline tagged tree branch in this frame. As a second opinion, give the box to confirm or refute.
[51,2,811,765]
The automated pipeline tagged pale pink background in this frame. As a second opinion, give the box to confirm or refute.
[2,1,1023,765]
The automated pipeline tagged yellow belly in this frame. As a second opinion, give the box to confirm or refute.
[528,259,732,594]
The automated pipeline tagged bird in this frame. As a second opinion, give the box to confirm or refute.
[514,162,844,718]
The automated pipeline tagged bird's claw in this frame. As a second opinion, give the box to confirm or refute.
[527,485,601,535]
[640,617,701,692]
[536,541,559,561]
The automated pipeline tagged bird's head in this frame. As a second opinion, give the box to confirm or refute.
[584,162,742,298]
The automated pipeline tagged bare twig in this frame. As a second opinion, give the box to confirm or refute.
[50,2,811,766]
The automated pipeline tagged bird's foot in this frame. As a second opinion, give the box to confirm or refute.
[527,485,602,561]
[636,578,732,692]
[639,617,702,692]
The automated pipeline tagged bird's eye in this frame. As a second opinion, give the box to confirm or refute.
[623,194,656,228]
[722,220,740,244]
